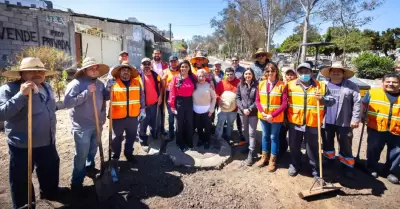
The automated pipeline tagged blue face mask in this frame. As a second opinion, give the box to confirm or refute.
[299,74,311,82]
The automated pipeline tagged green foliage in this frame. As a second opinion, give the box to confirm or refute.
[332,28,372,53]
[8,46,73,101]
[280,24,321,54]
[352,52,395,79]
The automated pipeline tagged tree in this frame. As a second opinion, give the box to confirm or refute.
[363,29,381,51]
[322,0,382,61]
[280,24,321,54]
[297,0,326,62]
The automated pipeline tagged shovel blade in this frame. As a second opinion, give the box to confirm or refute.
[95,167,119,202]
[298,184,342,199]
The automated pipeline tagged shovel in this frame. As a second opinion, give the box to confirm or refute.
[298,87,341,199]
[20,89,34,209]
[92,90,118,202]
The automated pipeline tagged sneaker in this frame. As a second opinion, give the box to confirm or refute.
[288,164,299,177]
[387,174,399,184]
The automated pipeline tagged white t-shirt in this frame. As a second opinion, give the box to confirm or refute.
[153,62,163,76]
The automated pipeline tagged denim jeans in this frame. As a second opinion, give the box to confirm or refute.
[215,111,237,138]
[260,120,282,155]
[9,144,60,209]
[71,127,99,186]
[138,103,158,144]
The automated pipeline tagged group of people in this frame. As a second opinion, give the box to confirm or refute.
[1,47,400,209]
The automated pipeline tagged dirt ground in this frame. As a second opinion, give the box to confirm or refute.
[1,107,400,209]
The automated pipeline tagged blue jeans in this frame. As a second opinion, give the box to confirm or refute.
[260,120,282,155]
[166,91,175,139]
[216,111,237,138]
[71,128,99,186]
[138,103,158,144]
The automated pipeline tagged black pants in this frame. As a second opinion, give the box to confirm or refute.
[367,128,400,175]
[278,124,289,158]
[322,124,354,168]
[237,113,244,137]
[194,112,212,142]
[9,144,60,209]
[289,127,319,171]
[175,96,194,149]
[111,117,139,159]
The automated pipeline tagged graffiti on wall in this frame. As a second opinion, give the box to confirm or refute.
[0,27,38,42]
[46,15,66,25]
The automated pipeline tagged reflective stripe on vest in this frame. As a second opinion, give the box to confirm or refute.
[111,78,141,119]
[287,80,325,128]
[367,88,400,135]
[257,80,284,122]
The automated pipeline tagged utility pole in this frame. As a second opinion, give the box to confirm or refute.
[169,23,172,53]
[266,0,272,52]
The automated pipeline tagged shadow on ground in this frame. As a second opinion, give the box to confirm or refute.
[55,154,184,209]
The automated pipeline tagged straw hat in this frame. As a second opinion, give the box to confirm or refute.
[110,61,138,78]
[2,57,58,79]
[220,91,237,112]
[320,63,355,79]
[190,51,209,64]
[252,48,272,60]
[74,57,109,78]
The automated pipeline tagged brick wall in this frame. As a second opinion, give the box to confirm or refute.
[0,4,76,69]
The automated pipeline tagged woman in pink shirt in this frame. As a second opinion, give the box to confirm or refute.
[168,60,197,152]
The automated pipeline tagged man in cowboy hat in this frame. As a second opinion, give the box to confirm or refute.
[362,73,400,184]
[320,63,361,179]
[0,57,68,208]
[190,50,210,75]
[250,48,273,80]
[287,62,336,178]
[108,61,145,161]
[138,57,163,152]
[215,67,240,143]
[64,57,110,194]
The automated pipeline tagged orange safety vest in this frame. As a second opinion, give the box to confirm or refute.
[287,79,325,128]
[367,88,400,135]
[165,69,180,91]
[257,80,285,122]
[111,78,141,119]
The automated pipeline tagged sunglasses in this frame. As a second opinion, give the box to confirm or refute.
[142,62,151,66]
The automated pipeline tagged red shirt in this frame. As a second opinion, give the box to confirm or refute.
[215,78,240,104]
[144,73,158,105]
[168,76,195,109]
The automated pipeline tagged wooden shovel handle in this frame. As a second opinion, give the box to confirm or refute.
[316,86,323,179]
[28,89,32,209]
[92,92,105,165]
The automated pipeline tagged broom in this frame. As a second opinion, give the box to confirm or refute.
[298,87,342,199]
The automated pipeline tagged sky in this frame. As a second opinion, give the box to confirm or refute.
[51,0,399,45]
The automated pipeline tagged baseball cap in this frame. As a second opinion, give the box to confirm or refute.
[141,57,151,63]
[169,55,179,61]
[296,62,312,71]
[119,51,128,56]
[214,61,221,65]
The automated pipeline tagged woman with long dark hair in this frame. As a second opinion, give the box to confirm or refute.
[255,63,287,172]
[168,60,197,152]
[236,68,259,165]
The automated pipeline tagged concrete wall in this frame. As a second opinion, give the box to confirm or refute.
[0,4,76,69]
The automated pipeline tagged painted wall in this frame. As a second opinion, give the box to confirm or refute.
[0,4,76,69]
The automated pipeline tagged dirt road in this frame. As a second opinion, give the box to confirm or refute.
[0,108,399,209]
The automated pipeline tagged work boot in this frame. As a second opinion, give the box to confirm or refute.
[288,164,298,177]
[387,174,399,184]
[267,154,277,172]
[255,152,269,167]
[244,150,254,166]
